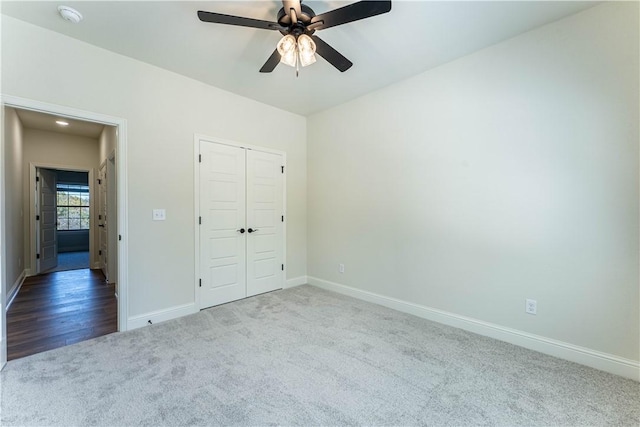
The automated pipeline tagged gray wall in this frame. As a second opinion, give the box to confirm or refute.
[307,2,639,362]
[2,14,307,321]
[56,170,88,185]
[58,230,89,253]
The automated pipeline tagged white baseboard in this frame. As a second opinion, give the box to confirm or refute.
[6,270,27,310]
[307,276,639,381]
[285,276,308,289]
[127,303,198,330]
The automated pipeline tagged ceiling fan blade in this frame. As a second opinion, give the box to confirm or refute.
[259,49,281,73]
[311,36,353,72]
[282,0,303,22]
[197,10,282,31]
[310,1,392,31]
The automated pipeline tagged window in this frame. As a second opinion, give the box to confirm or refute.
[57,184,90,230]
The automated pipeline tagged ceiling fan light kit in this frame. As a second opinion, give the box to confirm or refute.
[277,34,298,67]
[198,0,392,76]
[277,33,317,76]
[297,34,317,67]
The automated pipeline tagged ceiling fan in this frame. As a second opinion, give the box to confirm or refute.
[198,1,392,75]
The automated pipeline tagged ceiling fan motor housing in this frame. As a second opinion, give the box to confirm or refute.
[277,4,316,35]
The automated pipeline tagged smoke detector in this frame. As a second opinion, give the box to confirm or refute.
[57,6,83,24]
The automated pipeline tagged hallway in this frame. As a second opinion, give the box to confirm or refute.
[6,269,117,360]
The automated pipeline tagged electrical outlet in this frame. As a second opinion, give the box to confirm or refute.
[152,209,166,221]
[526,299,537,315]
[338,263,345,273]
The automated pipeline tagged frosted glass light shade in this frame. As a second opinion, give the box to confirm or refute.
[297,34,317,67]
[277,35,297,67]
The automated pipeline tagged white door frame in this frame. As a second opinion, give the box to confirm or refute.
[193,134,287,310]
[98,160,108,277]
[106,151,118,284]
[30,164,95,275]
[0,95,129,369]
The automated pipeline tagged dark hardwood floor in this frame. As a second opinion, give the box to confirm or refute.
[7,268,117,361]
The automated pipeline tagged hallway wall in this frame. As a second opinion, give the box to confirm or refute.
[3,107,25,298]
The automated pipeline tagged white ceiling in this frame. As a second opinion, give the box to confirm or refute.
[15,108,105,138]
[1,1,598,116]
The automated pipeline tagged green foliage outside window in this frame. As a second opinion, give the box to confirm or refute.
[57,184,90,230]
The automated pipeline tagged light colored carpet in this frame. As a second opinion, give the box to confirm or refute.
[45,251,90,273]
[1,285,638,426]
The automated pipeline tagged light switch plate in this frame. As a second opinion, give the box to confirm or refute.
[152,209,166,221]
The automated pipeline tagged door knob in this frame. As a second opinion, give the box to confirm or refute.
[247,228,259,233]
[237,228,245,234]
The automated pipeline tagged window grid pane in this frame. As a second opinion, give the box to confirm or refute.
[56,186,90,231]
[69,192,81,206]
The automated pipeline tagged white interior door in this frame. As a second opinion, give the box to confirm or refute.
[200,141,247,309]
[98,163,108,279]
[37,168,58,272]
[246,150,284,297]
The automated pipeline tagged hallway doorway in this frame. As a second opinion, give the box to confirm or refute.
[2,101,126,362]
[36,168,92,274]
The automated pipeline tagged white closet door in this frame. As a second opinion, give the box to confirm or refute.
[246,149,284,297]
[200,141,247,308]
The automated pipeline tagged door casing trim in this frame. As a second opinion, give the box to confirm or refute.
[0,95,129,369]
[30,164,96,275]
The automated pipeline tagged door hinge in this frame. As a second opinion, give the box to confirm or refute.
[36,253,40,259]
[99,250,102,256]
[36,176,40,182]
[199,216,202,225]
[98,214,102,220]
[36,215,40,221]
[199,279,202,288]
[281,264,284,271]
[199,154,202,163]
[281,166,284,174]
[118,235,122,241]
[281,215,284,222]
[98,179,102,184]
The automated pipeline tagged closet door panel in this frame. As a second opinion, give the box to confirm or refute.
[199,141,247,308]
[246,150,284,297]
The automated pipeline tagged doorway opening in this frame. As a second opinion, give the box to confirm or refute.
[38,168,91,274]
[1,98,128,365]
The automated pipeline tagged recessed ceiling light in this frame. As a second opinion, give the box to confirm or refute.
[56,120,69,126]
[57,6,83,24]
